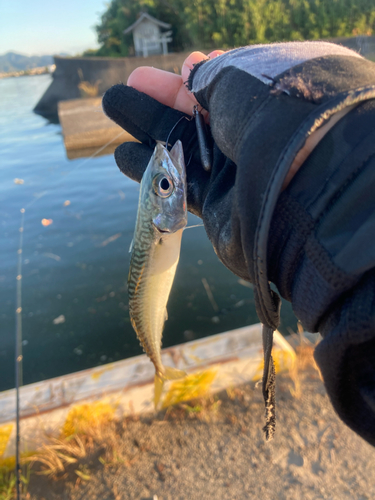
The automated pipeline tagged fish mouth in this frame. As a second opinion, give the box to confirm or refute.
[152,222,171,234]
[153,219,187,233]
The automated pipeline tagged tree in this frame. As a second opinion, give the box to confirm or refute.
[90,0,375,57]
[94,0,191,57]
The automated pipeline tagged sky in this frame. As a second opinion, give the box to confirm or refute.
[0,0,108,56]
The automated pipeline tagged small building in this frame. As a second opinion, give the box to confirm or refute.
[123,12,173,57]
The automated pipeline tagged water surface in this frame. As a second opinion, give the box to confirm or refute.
[0,75,297,391]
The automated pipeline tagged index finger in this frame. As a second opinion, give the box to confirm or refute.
[127,51,215,116]
[127,67,195,114]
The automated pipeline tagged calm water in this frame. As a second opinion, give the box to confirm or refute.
[0,75,297,391]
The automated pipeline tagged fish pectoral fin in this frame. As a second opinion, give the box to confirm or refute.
[164,309,168,322]
[128,238,134,253]
[164,366,187,380]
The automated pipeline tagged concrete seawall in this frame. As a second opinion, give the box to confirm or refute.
[34,51,193,118]
[34,37,375,120]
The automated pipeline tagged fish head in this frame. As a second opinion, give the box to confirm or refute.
[142,141,187,234]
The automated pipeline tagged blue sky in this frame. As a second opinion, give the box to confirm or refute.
[0,0,108,56]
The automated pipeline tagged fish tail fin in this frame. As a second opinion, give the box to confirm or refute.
[154,367,187,408]
[164,366,187,380]
[154,373,164,409]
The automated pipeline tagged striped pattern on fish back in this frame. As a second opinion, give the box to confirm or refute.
[128,198,163,369]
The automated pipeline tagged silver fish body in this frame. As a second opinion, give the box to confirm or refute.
[128,141,187,406]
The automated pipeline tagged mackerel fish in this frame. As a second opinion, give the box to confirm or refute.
[128,140,187,407]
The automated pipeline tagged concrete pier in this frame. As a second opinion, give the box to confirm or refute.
[34,51,193,118]
[58,97,134,159]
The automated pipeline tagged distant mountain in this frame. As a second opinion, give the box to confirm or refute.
[0,52,54,73]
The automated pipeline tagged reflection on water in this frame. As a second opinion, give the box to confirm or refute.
[0,74,297,392]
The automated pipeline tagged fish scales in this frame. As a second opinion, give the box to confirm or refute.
[128,141,188,407]
[129,211,181,367]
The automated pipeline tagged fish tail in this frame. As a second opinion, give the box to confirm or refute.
[154,367,187,408]
[154,373,165,409]
[164,366,187,380]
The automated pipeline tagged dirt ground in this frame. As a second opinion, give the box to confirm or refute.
[27,365,375,500]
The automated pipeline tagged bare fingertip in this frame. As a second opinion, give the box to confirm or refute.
[183,51,209,70]
[208,49,226,59]
[127,66,146,86]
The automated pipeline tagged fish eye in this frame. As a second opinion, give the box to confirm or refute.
[153,174,174,198]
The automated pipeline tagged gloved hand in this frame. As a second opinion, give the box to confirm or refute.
[103,42,372,308]
[103,42,375,444]
[102,51,251,281]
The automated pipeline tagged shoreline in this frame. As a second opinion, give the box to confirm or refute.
[0,65,55,79]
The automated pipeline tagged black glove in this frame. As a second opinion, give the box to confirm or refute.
[103,42,375,445]
[102,83,250,277]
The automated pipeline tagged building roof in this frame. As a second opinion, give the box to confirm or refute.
[123,13,171,34]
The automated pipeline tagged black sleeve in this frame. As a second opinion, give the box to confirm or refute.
[188,49,375,444]
[103,43,375,445]
[268,99,375,445]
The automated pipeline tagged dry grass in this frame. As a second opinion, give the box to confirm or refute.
[77,81,101,98]
[24,385,223,485]
[25,436,86,478]
[24,401,120,481]
[23,332,318,494]
[163,395,222,424]
[0,464,31,500]
[61,402,115,438]
[77,67,101,98]
[162,369,218,409]
[23,373,221,484]
[288,323,321,398]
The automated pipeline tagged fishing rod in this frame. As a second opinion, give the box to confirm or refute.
[13,128,126,497]
[15,207,25,500]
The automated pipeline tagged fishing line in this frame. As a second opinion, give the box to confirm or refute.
[184,224,204,230]
[13,126,125,494]
[64,130,126,174]
[165,115,191,150]
[185,152,193,168]
[24,130,126,210]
